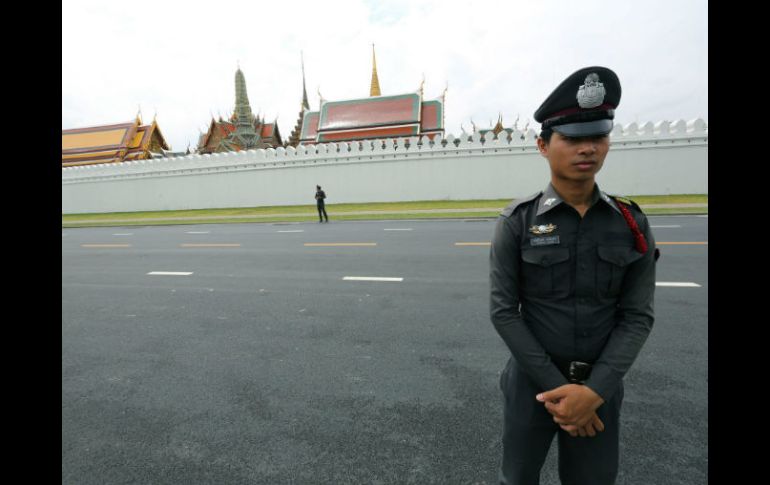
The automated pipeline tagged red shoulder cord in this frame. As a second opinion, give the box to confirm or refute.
[615,200,648,254]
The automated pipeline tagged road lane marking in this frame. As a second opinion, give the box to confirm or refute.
[147,272,193,276]
[278,230,305,233]
[186,231,210,234]
[656,282,701,287]
[656,242,708,245]
[343,276,403,282]
[81,244,131,248]
[304,243,377,247]
[180,243,241,248]
[112,233,133,236]
[455,242,491,246]
[384,228,413,231]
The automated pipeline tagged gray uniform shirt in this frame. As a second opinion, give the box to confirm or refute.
[489,183,656,402]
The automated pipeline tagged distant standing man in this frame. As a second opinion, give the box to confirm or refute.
[489,66,658,485]
[315,185,329,223]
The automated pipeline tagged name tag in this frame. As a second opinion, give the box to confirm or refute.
[530,235,560,246]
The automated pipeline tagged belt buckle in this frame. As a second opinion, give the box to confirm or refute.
[568,361,592,384]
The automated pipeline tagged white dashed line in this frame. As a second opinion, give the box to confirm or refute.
[656,282,701,287]
[186,231,210,234]
[343,276,403,282]
[112,233,134,236]
[147,272,193,276]
[180,243,241,248]
[305,243,377,247]
[278,230,305,233]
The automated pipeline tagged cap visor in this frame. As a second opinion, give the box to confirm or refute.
[552,119,614,137]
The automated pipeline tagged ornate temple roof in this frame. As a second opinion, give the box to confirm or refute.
[62,117,169,166]
[296,48,445,144]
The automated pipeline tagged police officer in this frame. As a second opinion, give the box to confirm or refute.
[315,185,329,223]
[489,66,657,485]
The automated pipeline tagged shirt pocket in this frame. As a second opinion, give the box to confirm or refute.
[596,246,643,297]
[520,247,571,297]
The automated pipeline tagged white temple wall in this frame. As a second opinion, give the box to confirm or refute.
[62,119,707,214]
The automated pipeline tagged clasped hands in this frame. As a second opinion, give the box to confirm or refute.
[536,384,605,438]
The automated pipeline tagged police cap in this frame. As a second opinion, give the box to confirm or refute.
[534,66,621,137]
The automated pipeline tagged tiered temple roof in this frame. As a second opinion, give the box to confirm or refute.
[197,115,282,154]
[62,116,169,167]
[296,47,445,145]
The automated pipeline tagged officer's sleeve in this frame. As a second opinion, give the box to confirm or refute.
[585,216,656,402]
[490,215,568,392]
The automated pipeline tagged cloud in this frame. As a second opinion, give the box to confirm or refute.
[63,0,707,151]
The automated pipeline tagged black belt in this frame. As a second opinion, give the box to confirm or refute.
[553,359,593,384]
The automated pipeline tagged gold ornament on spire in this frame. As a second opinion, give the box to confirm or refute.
[370,44,381,97]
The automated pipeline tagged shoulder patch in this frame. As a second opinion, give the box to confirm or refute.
[501,192,541,217]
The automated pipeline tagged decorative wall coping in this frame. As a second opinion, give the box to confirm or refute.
[62,119,707,183]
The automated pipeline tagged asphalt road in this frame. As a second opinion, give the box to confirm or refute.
[62,216,708,484]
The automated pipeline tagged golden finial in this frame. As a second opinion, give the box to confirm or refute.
[370,44,381,97]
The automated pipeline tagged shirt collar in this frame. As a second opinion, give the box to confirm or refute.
[597,187,623,215]
[536,183,620,216]
[536,183,565,216]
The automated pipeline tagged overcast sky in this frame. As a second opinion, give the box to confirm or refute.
[62,0,707,152]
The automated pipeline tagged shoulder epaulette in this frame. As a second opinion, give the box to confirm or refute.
[612,195,642,212]
[501,192,541,217]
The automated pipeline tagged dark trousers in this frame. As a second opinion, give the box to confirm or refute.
[499,357,624,485]
[317,202,328,221]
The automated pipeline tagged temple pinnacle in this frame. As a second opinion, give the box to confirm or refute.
[370,44,381,97]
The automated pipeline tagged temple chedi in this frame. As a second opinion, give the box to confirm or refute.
[197,66,282,153]
[291,45,445,145]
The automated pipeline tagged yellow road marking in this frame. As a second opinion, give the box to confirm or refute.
[180,243,242,248]
[81,244,131,248]
[304,243,378,247]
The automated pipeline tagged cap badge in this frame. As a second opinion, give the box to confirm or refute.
[529,224,557,235]
[576,73,606,108]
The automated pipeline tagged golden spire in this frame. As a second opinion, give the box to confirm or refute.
[418,73,425,97]
[370,44,381,97]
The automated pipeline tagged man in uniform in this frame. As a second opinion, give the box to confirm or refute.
[489,66,657,485]
[315,185,329,223]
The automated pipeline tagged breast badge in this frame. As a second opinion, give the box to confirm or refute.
[529,224,557,235]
